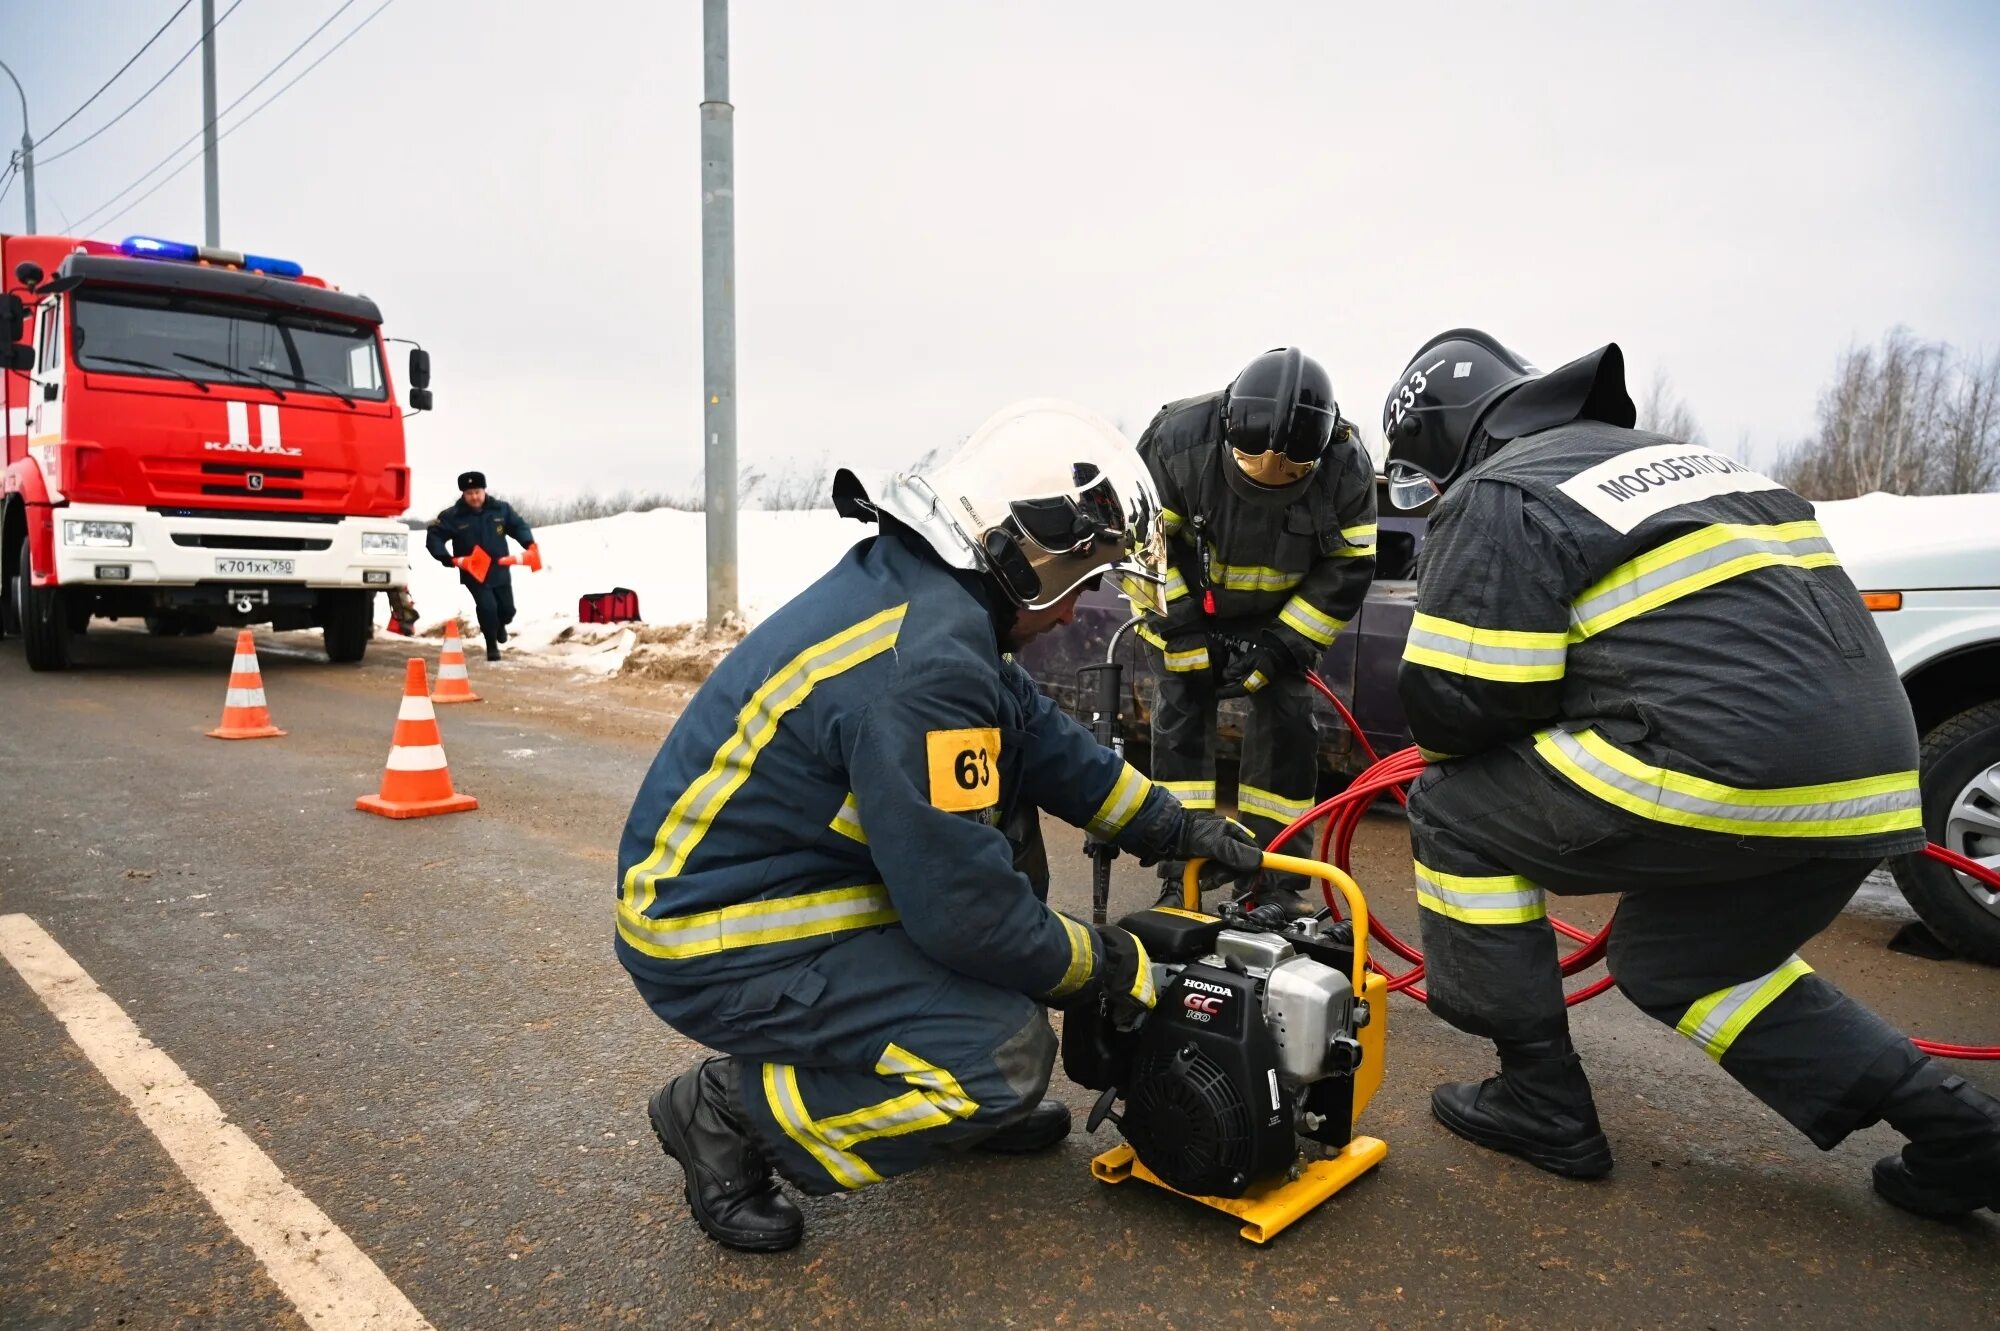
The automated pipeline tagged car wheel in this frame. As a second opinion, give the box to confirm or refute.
[18,535,73,671]
[1890,699,2000,966]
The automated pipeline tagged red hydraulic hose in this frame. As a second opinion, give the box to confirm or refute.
[1278,671,1998,1060]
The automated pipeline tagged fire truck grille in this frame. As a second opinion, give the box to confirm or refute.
[169,534,334,552]
[142,458,349,507]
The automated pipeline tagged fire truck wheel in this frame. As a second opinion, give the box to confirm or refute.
[321,590,374,664]
[18,535,74,672]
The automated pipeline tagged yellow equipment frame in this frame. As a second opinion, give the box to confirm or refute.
[1089,851,1388,1243]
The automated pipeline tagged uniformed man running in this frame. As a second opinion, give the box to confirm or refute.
[1135,348,1378,911]
[616,401,1264,1251]
[1382,328,2000,1218]
[425,470,536,661]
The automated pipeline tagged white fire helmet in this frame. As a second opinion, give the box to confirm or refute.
[871,399,1170,612]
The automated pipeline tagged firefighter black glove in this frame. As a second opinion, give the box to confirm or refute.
[1217,631,1304,698]
[1173,810,1266,893]
[1046,925,1156,1028]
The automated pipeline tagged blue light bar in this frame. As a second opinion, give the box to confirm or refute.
[121,235,199,261]
[243,253,304,278]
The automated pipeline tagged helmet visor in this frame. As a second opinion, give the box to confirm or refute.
[1225,399,1335,463]
[1386,461,1441,511]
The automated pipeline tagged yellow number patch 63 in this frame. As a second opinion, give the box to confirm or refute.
[926,728,1000,812]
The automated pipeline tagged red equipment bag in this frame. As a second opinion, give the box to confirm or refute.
[579,588,641,624]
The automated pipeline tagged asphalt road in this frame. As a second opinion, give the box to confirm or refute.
[2,625,1996,1330]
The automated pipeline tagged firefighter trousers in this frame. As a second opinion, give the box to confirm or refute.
[632,925,1058,1195]
[1149,640,1319,847]
[462,574,517,651]
[1407,746,1925,1149]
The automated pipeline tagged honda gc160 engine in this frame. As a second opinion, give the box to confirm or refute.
[1066,858,1388,1242]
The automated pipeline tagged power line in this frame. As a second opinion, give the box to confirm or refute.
[70,0,368,234]
[37,1,196,148]
[82,0,398,237]
[37,0,250,168]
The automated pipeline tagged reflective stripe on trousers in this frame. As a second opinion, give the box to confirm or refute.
[1675,956,1814,1061]
[1413,860,1549,924]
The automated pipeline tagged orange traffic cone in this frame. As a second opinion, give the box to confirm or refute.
[432,620,481,703]
[207,630,286,740]
[355,658,478,819]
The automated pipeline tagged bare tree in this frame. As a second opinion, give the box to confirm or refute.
[1636,369,1706,445]
[1776,328,2000,499]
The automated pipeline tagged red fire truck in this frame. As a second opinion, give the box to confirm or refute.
[2,233,430,670]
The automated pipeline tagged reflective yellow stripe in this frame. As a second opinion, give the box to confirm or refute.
[1533,727,1923,838]
[876,1043,981,1119]
[1048,913,1096,997]
[1163,568,1189,602]
[1340,522,1379,547]
[1278,594,1347,646]
[828,792,868,845]
[1416,746,1459,763]
[1569,520,1838,640]
[1403,612,1567,683]
[623,604,907,913]
[1160,779,1216,810]
[813,1090,953,1148]
[763,1063,883,1190]
[1127,932,1156,1007]
[1413,861,1547,924]
[1676,957,1813,1061]
[1162,642,1210,672]
[1237,782,1312,825]
[616,884,898,960]
[1087,763,1153,838]
[1241,669,1268,693]
[1210,562,1303,593]
[1161,508,1185,536]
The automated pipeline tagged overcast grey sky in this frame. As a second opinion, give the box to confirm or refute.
[9,1,1999,512]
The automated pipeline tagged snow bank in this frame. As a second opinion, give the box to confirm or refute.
[387,508,867,672]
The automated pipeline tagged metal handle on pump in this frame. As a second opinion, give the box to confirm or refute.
[1081,614,1143,926]
[1182,852,1371,998]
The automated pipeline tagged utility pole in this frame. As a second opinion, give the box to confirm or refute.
[201,0,220,246]
[700,0,738,627]
[0,60,33,232]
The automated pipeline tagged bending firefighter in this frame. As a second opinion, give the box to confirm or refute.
[1383,328,2000,1218]
[1136,348,1378,911]
[425,470,538,661]
[614,401,1263,1252]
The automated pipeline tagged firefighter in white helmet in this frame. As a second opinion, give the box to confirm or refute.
[615,400,1264,1251]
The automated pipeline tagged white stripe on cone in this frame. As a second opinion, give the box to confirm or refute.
[232,654,259,673]
[385,744,448,772]
[224,688,268,709]
[397,694,438,722]
[437,663,469,679]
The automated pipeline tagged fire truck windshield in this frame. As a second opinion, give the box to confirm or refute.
[71,288,388,403]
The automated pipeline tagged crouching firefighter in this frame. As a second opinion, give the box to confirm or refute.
[1382,328,2000,1218]
[1135,348,1378,912]
[614,400,1264,1252]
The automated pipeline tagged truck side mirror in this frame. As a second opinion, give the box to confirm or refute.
[13,261,43,289]
[408,347,430,389]
[5,343,32,373]
[408,387,433,412]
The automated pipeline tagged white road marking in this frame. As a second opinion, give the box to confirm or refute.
[0,914,435,1331]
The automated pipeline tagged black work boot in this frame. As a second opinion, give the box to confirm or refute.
[649,1058,804,1252]
[1871,1061,2000,1219]
[1153,862,1194,910]
[1431,1037,1614,1179]
[484,632,502,663]
[1254,871,1321,919]
[976,1099,1072,1154]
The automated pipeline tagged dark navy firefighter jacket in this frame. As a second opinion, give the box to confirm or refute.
[614,523,1182,998]
[425,498,535,583]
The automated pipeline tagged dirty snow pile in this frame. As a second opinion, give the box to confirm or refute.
[385,508,867,675]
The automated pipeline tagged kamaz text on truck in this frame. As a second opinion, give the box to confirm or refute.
[2,233,432,669]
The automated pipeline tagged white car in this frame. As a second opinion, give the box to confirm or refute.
[1814,492,2000,964]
